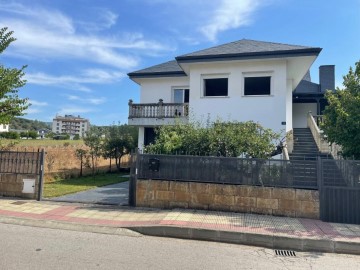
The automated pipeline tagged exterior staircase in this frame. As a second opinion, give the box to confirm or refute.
[289,128,345,188]
[289,128,330,188]
[290,128,330,161]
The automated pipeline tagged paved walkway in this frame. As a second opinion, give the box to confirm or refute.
[51,181,129,205]
[0,198,359,254]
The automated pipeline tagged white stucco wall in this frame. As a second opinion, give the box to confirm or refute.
[138,77,190,103]
[187,60,288,134]
[134,58,311,148]
[293,103,317,128]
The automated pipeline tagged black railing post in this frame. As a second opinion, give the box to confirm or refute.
[37,149,45,201]
[129,149,138,207]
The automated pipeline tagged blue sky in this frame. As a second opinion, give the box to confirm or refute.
[1,0,359,125]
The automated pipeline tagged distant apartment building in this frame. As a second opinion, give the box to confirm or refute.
[0,124,9,132]
[52,115,90,138]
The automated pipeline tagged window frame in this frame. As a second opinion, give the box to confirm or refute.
[242,72,273,97]
[201,74,230,98]
[172,86,190,103]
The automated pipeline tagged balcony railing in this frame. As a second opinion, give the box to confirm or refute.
[128,99,189,119]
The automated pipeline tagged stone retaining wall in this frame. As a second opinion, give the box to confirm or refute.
[0,173,39,199]
[136,180,319,219]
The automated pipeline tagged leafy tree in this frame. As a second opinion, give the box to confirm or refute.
[19,130,37,139]
[322,61,360,159]
[0,131,19,139]
[75,149,89,177]
[0,27,29,124]
[146,120,280,158]
[83,127,104,175]
[102,124,138,172]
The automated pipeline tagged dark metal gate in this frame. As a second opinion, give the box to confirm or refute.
[0,149,45,200]
[320,159,360,224]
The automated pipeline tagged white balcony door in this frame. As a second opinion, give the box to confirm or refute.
[174,89,189,103]
[173,88,189,117]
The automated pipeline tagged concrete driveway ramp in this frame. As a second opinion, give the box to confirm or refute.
[52,181,129,205]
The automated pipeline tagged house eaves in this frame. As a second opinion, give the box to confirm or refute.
[175,48,322,63]
[128,60,186,80]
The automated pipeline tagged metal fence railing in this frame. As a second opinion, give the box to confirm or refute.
[0,150,42,175]
[130,152,360,224]
[136,154,319,189]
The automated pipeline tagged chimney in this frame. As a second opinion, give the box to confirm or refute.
[319,65,335,92]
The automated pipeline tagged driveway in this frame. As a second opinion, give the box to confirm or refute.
[52,180,129,205]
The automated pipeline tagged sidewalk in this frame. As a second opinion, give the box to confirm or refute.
[0,198,359,255]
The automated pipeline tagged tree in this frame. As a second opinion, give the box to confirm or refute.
[0,27,29,124]
[321,61,360,159]
[75,149,89,177]
[102,124,138,172]
[83,127,104,175]
[145,120,280,158]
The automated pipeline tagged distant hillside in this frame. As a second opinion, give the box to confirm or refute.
[10,117,51,131]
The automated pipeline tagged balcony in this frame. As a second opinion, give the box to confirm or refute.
[128,99,189,126]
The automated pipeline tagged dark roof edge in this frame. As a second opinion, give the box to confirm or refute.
[176,48,322,62]
[128,71,187,78]
[293,92,324,98]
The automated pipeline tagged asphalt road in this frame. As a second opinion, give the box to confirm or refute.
[0,223,359,270]
[51,180,129,205]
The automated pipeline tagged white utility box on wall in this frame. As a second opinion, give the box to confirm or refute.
[22,179,35,194]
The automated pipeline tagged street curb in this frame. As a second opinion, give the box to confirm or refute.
[127,226,360,255]
[0,216,141,237]
[1,215,359,255]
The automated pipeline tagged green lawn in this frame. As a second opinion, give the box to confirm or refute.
[43,173,129,198]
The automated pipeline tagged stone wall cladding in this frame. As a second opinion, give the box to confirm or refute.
[136,180,319,219]
[0,173,39,199]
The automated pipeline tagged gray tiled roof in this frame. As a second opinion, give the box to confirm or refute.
[176,39,321,61]
[128,39,321,78]
[128,60,185,77]
[294,80,319,94]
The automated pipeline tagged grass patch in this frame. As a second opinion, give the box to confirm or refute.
[43,173,129,198]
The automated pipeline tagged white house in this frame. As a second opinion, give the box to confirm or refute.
[128,39,334,150]
[0,124,9,132]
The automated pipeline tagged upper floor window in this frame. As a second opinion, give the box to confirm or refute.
[204,78,228,97]
[244,76,271,96]
[173,88,189,103]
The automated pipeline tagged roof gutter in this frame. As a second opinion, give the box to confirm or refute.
[175,48,322,63]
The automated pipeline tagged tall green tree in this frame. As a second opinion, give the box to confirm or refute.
[322,61,360,159]
[0,27,29,124]
[102,124,138,171]
[83,127,104,175]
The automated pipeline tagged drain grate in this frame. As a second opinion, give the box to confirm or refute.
[275,250,296,257]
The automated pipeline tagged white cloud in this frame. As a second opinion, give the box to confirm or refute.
[24,107,41,114]
[26,69,125,92]
[57,106,95,116]
[29,100,48,106]
[66,95,106,105]
[199,0,261,41]
[87,97,106,105]
[0,3,172,69]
